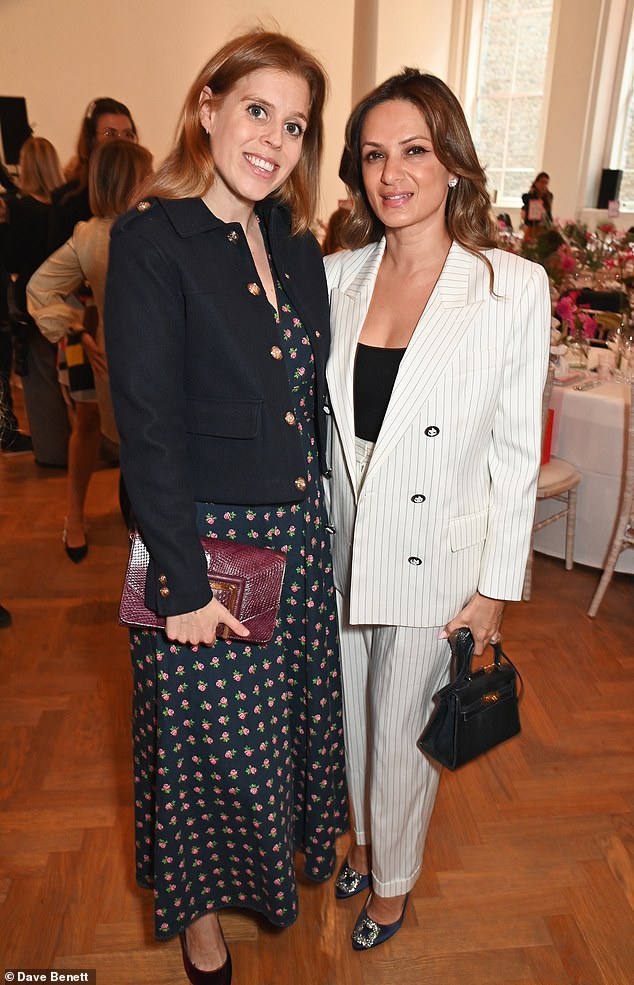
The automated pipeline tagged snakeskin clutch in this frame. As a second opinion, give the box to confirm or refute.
[119,530,286,644]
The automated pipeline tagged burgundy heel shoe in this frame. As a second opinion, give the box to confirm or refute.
[179,929,232,985]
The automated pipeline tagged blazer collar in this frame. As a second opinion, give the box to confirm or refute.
[435,239,491,306]
[157,195,289,238]
[327,238,489,491]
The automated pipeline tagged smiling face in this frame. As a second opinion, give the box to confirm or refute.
[360,98,454,235]
[199,68,310,217]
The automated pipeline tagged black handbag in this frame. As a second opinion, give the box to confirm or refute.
[417,627,522,769]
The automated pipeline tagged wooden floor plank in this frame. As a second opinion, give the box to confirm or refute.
[1,396,633,984]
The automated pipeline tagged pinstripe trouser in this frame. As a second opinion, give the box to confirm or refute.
[335,438,452,897]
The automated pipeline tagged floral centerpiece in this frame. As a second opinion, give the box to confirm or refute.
[554,291,598,369]
[555,291,599,340]
[502,226,578,288]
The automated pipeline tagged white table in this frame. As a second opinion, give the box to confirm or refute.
[534,379,633,574]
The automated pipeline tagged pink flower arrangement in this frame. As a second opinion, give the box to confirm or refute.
[555,244,577,274]
[555,291,598,339]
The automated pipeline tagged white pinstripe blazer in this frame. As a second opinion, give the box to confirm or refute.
[324,239,551,627]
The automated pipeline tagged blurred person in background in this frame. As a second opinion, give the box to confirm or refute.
[28,139,153,560]
[1,136,68,463]
[48,97,138,252]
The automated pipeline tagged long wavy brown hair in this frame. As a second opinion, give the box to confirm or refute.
[139,30,328,235]
[340,69,497,284]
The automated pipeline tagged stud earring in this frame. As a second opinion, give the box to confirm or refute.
[448,177,458,188]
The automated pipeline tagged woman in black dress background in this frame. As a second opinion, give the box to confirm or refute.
[1,137,68,464]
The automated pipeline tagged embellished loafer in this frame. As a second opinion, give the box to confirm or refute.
[351,893,409,950]
[335,857,371,899]
[179,929,232,985]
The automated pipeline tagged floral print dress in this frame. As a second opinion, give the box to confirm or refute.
[129,280,348,939]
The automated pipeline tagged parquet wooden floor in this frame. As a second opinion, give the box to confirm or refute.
[1,427,633,984]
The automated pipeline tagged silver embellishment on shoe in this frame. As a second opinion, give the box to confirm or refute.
[352,913,381,949]
[336,863,365,896]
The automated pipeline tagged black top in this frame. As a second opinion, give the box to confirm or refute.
[354,342,406,442]
[48,181,91,253]
[2,195,52,312]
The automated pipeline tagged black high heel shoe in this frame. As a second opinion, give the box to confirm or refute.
[179,928,232,985]
[62,520,88,563]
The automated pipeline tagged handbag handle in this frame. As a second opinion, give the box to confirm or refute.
[448,627,524,698]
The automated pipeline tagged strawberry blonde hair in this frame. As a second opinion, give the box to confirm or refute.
[140,30,328,234]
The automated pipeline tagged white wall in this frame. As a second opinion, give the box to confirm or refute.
[331,0,458,203]
[0,0,356,221]
[375,0,454,82]
[539,0,634,224]
[541,0,609,222]
[1,0,630,223]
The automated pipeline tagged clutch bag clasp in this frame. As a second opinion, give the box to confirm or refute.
[210,579,240,639]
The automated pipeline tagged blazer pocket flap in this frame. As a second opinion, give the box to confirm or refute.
[449,511,488,552]
[185,399,262,439]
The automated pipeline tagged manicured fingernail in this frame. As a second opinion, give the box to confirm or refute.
[438,630,448,640]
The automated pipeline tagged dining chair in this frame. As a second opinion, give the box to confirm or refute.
[587,381,634,617]
[522,360,582,601]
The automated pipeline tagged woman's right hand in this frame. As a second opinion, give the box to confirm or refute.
[80,333,109,379]
[165,596,250,647]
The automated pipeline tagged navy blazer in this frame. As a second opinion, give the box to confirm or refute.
[105,196,330,616]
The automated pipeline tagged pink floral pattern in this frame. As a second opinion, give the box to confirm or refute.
[129,283,347,939]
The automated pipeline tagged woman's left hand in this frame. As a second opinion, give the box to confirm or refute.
[441,591,506,657]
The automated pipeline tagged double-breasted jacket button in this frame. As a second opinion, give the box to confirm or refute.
[323,404,331,416]
[284,272,291,280]
[136,200,151,211]
[159,586,170,597]
[315,330,321,338]
[323,468,333,479]
[285,411,296,426]
[158,574,168,584]
[295,476,307,491]
[411,494,426,503]
[270,345,283,360]
[408,556,422,566]
[325,524,336,535]
[247,282,261,296]
[227,230,239,244]
[425,425,440,437]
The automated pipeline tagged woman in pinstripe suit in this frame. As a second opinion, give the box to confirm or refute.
[323,70,551,949]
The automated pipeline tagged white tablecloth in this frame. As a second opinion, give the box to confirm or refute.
[533,379,633,574]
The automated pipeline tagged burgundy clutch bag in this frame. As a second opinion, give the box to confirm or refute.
[119,530,286,644]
